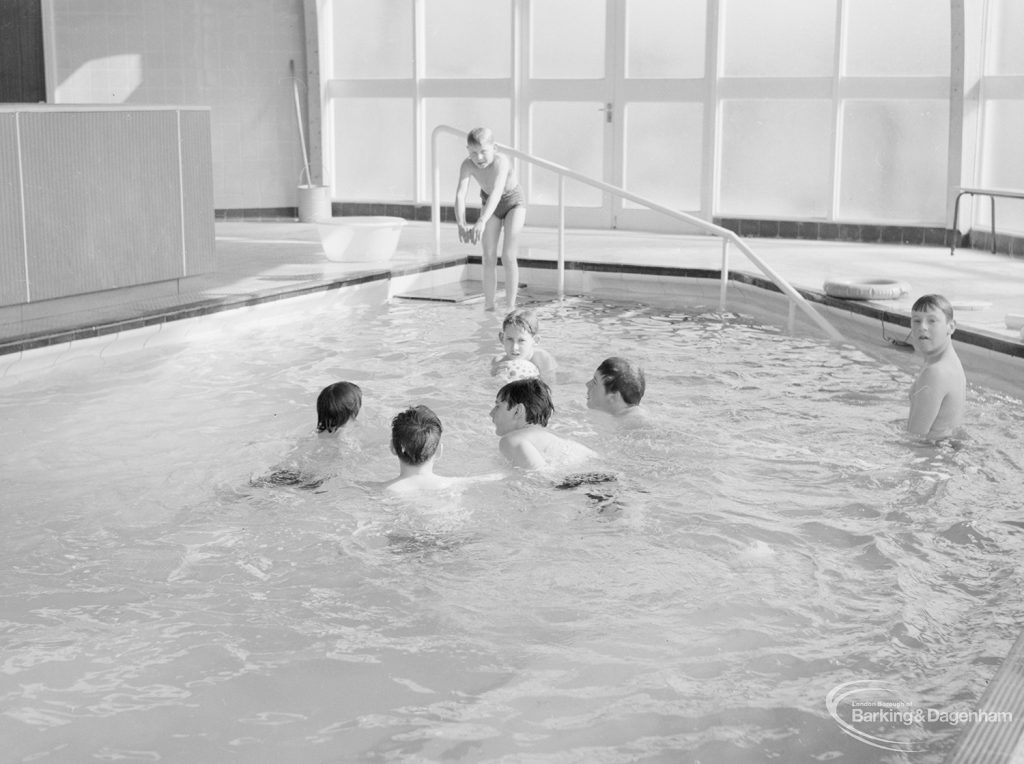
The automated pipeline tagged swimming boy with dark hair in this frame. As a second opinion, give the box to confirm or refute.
[908,294,966,440]
[454,126,525,312]
[585,357,648,425]
[256,381,362,489]
[491,378,597,471]
[385,405,501,494]
[316,381,362,433]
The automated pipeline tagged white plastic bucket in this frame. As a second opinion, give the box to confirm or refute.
[297,185,331,222]
[316,216,406,264]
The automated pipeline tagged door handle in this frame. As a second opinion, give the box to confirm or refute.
[597,102,613,123]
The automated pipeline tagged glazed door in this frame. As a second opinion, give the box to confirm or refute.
[521,0,617,228]
[522,0,709,232]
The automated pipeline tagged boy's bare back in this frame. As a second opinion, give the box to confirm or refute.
[909,351,965,439]
[500,426,597,471]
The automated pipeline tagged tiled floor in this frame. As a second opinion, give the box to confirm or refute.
[3,219,1024,352]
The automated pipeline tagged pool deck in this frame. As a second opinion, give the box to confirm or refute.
[2,219,1024,362]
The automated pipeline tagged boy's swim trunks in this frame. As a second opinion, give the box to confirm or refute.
[480,185,525,220]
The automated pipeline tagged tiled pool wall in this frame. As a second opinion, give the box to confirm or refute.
[482,256,1024,399]
[3,256,1022,401]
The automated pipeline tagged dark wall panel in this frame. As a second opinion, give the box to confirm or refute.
[0,1,46,103]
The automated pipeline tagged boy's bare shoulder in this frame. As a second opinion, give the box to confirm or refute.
[919,356,964,386]
[532,347,557,363]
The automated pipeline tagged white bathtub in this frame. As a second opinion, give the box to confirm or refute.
[316,216,406,264]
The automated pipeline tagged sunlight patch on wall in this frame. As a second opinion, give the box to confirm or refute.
[55,54,142,104]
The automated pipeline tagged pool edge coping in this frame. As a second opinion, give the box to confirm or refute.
[0,257,467,358]
[2,257,1022,361]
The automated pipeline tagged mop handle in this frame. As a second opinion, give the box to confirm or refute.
[290,60,312,185]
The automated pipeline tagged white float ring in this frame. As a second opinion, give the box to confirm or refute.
[823,279,909,300]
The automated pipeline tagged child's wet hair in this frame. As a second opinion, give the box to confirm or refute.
[391,405,442,465]
[316,381,362,433]
[501,308,539,336]
[911,293,954,321]
[597,357,646,405]
[467,126,493,147]
[496,378,554,427]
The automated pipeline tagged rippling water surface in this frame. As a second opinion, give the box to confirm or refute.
[2,295,1023,762]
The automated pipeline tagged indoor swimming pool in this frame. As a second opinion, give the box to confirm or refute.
[2,291,1023,762]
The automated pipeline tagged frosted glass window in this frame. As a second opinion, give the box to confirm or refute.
[987,0,1024,74]
[722,0,836,77]
[623,103,703,210]
[529,102,604,206]
[330,0,412,79]
[332,99,413,201]
[719,100,832,218]
[531,0,605,79]
[625,0,705,78]
[423,99,511,201]
[978,101,1024,232]
[425,0,511,78]
[844,0,949,76]
[838,100,948,223]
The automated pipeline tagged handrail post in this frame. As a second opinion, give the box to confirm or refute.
[557,175,565,299]
[431,127,441,255]
[719,239,729,311]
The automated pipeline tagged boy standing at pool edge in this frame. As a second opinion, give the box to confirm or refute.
[455,127,525,312]
[908,294,966,440]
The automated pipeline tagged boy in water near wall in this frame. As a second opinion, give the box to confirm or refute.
[454,127,525,312]
[907,294,966,441]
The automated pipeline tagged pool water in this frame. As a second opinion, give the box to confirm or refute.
[2,294,1023,762]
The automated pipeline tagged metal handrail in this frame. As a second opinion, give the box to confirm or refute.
[430,124,842,342]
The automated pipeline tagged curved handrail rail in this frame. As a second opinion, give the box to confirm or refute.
[430,124,842,342]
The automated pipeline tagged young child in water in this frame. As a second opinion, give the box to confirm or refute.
[490,378,596,471]
[384,405,500,494]
[491,308,557,384]
[316,381,363,434]
[585,357,649,427]
[255,381,363,489]
[454,127,526,312]
[907,294,966,440]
